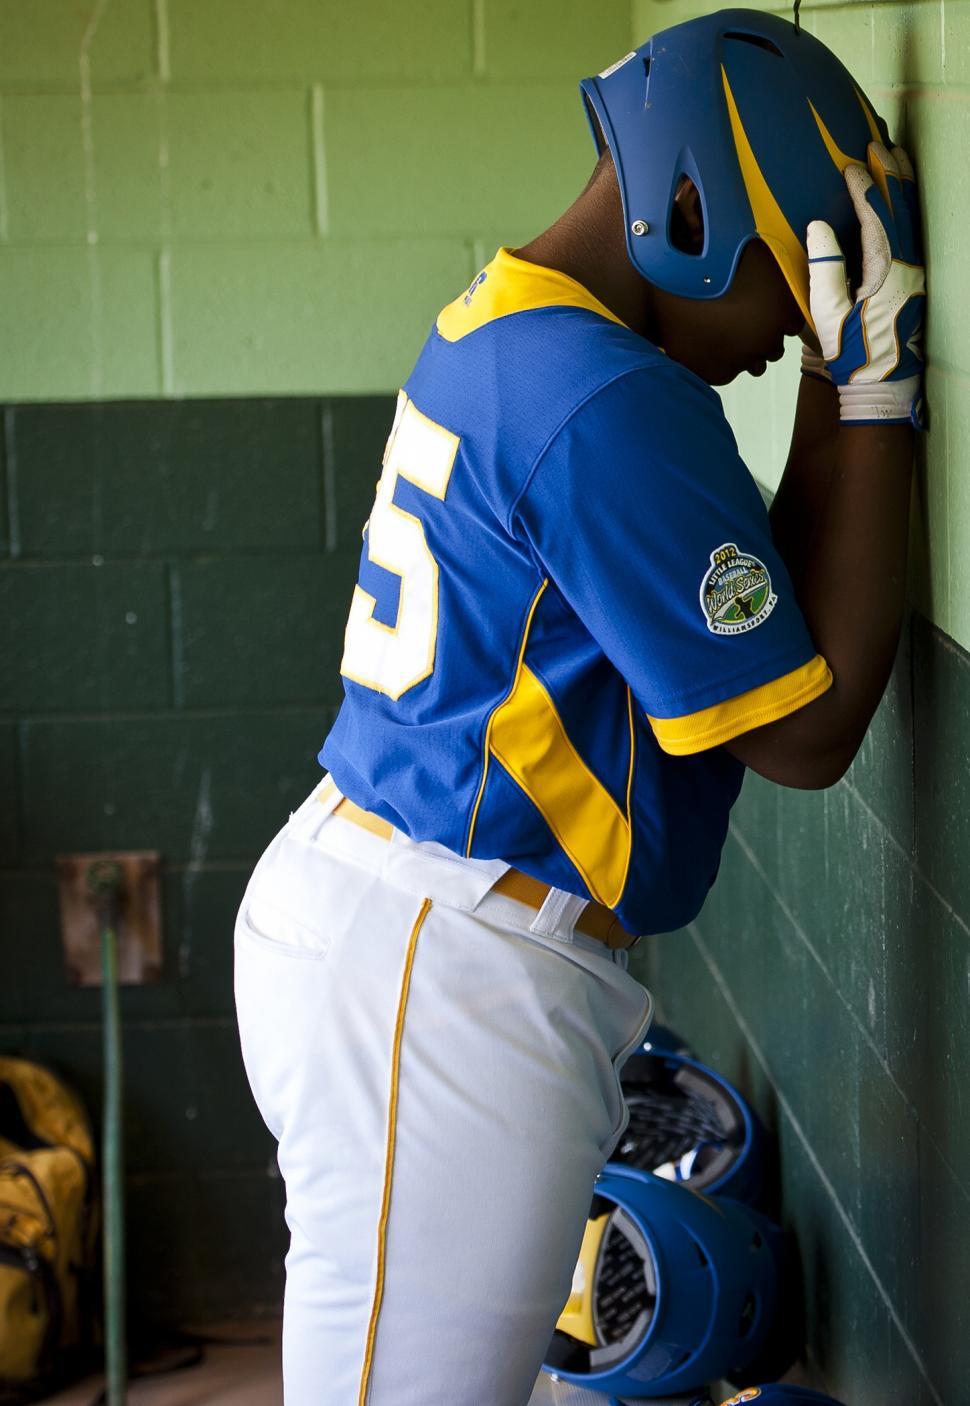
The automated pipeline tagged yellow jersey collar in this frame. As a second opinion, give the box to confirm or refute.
[436,246,629,343]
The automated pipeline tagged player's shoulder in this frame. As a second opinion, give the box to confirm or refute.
[436,248,722,401]
[405,247,731,518]
[431,246,703,419]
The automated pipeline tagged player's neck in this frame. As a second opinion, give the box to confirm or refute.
[515,179,657,344]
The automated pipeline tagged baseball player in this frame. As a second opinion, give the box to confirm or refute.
[233,10,924,1406]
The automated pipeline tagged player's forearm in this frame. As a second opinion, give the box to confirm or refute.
[767,371,840,593]
[780,416,915,779]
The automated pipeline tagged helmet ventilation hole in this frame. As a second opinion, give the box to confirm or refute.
[723,31,784,57]
[669,172,704,257]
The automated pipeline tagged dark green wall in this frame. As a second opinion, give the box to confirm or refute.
[0,394,395,1325]
[632,605,970,1405]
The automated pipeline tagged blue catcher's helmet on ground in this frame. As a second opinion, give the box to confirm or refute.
[612,1047,767,1206]
[579,8,892,337]
[544,1166,794,1397]
[701,1390,848,1406]
[526,1377,847,1405]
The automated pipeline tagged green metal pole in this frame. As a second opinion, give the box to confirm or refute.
[89,861,127,1405]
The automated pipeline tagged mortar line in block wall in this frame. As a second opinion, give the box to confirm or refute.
[685,917,945,1406]
[0,96,8,244]
[0,1015,238,1035]
[0,76,590,96]
[79,0,111,401]
[727,815,970,1203]
[908,612,918,871]
[311,84,329,238]
[320,402,338,553]
[158,247,175,395]
[472,0,487,78]
[3,408,19,558]
[154,0,171,83]
[168,561,185,709]
[0,701,340,723]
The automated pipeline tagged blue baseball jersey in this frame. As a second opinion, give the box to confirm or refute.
[319,247,832,936]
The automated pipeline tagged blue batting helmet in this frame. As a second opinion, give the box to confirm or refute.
[613,1045,768,1205]
[544,1165,792,1397]
[579,8,893,336]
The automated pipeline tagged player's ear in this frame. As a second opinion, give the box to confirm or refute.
[670,174,704,256]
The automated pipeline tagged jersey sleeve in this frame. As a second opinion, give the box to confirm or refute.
[510,363,833,756]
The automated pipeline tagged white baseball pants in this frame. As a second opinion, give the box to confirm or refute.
[233,773,653,1406]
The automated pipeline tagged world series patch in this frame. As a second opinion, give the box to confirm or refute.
[700,542,777,635]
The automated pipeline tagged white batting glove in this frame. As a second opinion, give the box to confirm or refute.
[806,141,926,428]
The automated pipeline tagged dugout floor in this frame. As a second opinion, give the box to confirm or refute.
[41,1320,817,1404]
[41,1323,284,1405]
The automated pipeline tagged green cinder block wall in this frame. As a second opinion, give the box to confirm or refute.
[2,3,968,1399]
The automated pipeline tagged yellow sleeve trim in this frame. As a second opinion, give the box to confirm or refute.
[646,653,833,757]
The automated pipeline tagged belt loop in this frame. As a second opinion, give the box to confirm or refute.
[528,889,587,942]
[289,773,342,834]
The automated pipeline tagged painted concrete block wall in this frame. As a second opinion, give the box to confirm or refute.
[0,393,395,1324]
[0,0,630,402]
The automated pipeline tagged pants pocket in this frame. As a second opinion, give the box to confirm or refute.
[598,984,654,1158]
[234,886,333,962]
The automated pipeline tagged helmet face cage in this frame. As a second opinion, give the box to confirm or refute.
[613,1048,766,1205]
[580,7,892,334]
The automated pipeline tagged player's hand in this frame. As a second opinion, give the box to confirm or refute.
[804,140,926,428]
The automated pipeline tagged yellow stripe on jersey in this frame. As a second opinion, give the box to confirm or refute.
[466,578,549,858]
[646,653,833,756]
[722,65,813,331]
[488,662,634,909]
[436,246,628,343]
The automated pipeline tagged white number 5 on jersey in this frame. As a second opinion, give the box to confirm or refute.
[340,391,459,700]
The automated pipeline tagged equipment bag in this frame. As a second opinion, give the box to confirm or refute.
[0,1057,98,1399]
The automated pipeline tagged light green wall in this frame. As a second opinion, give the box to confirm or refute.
[0,0,630,400]
[633,0,966,648]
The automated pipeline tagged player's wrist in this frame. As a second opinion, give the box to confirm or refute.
[835,374,924,430]
[799,343,832,384]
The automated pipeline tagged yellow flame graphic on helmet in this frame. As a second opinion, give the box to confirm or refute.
[721,64,814,331]
[721,68,887,337]
[809,91,891,208]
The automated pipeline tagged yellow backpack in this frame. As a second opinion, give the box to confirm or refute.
[0,1058,98,1398]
